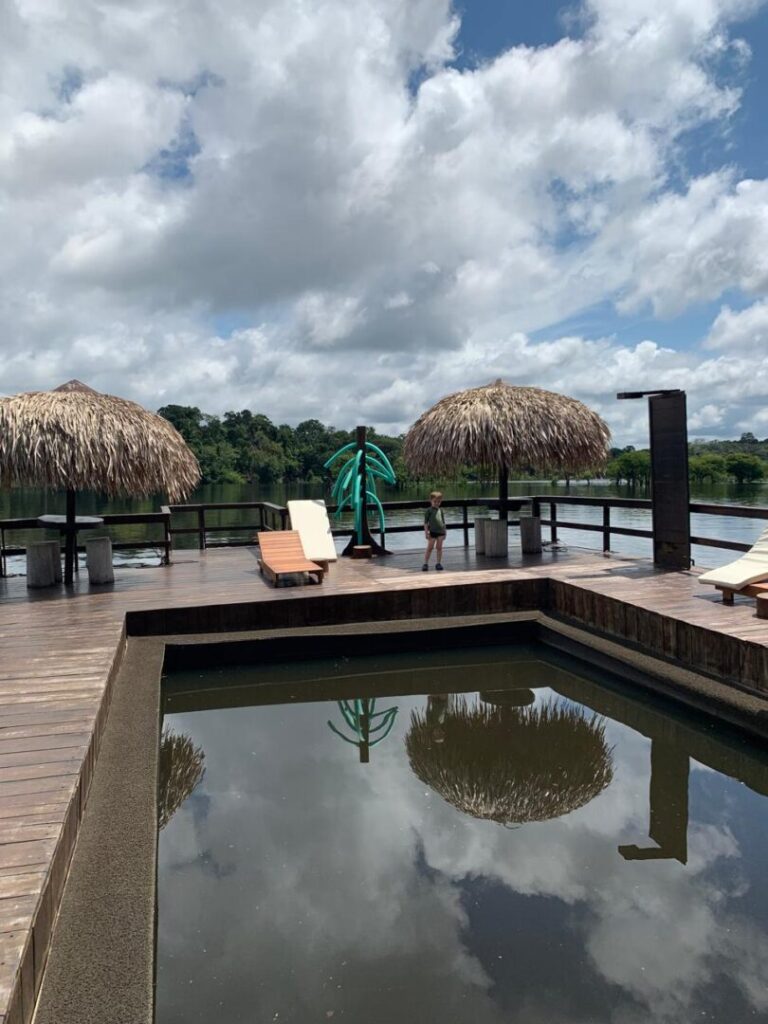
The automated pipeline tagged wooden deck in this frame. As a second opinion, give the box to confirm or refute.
[1,542,767,1023]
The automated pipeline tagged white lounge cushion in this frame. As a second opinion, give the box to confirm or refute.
[287,499,338,563]
[698,526,768,588]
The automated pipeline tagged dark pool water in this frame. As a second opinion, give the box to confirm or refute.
[156,646,768,1024]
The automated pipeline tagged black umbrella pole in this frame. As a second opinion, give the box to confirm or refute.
[64,489,76,585]
[499,465,509,522]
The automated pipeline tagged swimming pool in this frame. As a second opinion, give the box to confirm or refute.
[157,643,768,1023]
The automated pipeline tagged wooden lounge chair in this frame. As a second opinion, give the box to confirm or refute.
[287,499,337,572]
[256,530,325,586]
[698,525,768,617]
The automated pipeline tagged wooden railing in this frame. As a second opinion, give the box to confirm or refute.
[529,495,768,554]
[0,510,172,577]
[164,495,768,556]
[166,497,533,551]
[689,502,768,551]
[531,495,653,552]
[166,501,288,551]
[3,495,767,576]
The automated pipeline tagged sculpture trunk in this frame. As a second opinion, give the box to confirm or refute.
[341,426,390,556]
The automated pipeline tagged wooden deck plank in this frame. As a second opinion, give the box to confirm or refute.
[0,778,77,799]
[0,737,91,758]
[0,841,57,872]
[0,724,93,744]
[0,765,80,786]
[0,899,37,934]
[0,876,45,901]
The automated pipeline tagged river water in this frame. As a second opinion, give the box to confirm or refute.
[2,480,767,574]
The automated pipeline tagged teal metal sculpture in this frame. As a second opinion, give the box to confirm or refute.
[328,698,398,763]
[324,425,397,556]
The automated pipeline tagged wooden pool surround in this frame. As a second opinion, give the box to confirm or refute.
[1,543,768,1023]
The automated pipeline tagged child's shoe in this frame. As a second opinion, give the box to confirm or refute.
[422,563,429,571]
[435,563,444,571]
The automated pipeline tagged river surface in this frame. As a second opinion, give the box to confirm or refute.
[2,480,767,573]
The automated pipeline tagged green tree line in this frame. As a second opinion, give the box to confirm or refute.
[607,433,768,487]
[157,405,410,485]
[159,405,768,488]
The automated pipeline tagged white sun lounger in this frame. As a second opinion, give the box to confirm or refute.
[287,500,338,570]
[698,525,768,616]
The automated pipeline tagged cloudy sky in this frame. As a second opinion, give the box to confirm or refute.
[3,0,768,444]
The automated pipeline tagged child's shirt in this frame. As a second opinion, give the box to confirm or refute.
[424,506,446,535]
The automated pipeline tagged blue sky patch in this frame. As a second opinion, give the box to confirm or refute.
[453,0,576,68]
[143,116,201,182]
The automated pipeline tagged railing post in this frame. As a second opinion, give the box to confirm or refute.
[603,504,610,552]
[550,502,558,544]
[197,508,206,550]
[280,507,289,530]
[462,503,469,547]
[0,527,5,578]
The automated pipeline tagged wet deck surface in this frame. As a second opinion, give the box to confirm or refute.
[0,542,767,1022]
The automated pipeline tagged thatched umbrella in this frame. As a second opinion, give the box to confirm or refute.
[0,380,200,583]
[406,696,613,825]
[158,727,206,830]
[403,380,611,519]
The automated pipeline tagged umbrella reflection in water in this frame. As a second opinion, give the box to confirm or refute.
[406,694,614,825]
[158,727,206,830]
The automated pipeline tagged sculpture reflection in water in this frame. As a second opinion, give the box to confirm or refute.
[406,694,614,825]
[619,740,689,864]
[157,727,206,830]
[328,698,398,763]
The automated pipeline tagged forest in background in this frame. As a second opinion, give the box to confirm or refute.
[158,406,768,488]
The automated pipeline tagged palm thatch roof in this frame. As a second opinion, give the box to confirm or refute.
[158,727,206,830]
[406,696,613,825]
[0,380,200,500]
[403,380,611,477]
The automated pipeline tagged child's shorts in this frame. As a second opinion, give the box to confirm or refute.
[429,531,445,539]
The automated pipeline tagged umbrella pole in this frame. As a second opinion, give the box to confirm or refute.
[499,464,509,522]
[64,489,76,586]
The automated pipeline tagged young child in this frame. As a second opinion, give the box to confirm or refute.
[423,491,446,570]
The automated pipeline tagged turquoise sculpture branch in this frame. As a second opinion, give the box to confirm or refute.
[324,425,397,555]
[328,698,399,763]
